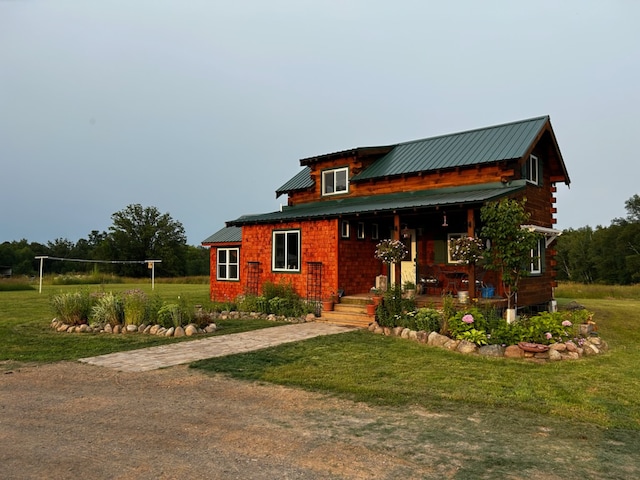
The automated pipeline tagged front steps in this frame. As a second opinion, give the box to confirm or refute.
[317,295,374,328]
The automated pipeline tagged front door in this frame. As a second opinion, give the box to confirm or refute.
[391,229,417,287]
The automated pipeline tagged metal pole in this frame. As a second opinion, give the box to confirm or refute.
[145,260,161,290]
[35,256,47,293]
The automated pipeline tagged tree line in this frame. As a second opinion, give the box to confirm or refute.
[555,194,640,284]
[0,204,209,278]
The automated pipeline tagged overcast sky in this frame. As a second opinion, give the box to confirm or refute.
[1,1,638,246]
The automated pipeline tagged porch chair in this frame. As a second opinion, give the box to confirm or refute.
[419,264,441,295]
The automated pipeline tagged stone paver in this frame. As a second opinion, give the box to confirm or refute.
[79,322,353,372]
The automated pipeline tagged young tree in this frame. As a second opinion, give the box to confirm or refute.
[480,198,540,315]
[107,204,187,277]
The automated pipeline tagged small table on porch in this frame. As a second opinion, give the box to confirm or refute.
[443,271,466,295]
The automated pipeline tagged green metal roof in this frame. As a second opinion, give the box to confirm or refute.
[352,116,550,181]
[202,225,242,244]
[275,166,313,197]
[228,181,526,226]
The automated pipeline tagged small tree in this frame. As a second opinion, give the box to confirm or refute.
[480,198,540,313]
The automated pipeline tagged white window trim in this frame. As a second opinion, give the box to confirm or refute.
[341,220,350,238]
[447,233,466,264]
[530,238,543,274]
[527,154,539,185]
[322,167,349,196]
[272,230,301,272]
[371,223,379,240]
[217,247,239,281]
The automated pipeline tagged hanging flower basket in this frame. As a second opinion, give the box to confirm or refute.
[375,239,408,264]
[449,236,484,264]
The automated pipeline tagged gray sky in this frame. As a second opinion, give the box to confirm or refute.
[1,1,638,246]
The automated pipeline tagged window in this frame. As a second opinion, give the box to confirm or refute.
[217,248,239,281]
[341,220,350,238]
[272,230,300,272]
[447,233,466,264]
[526,154,539,185]
[357,222,365,239]
[371,223,379,240]
[530,238,543,274]
[322,167,349,196]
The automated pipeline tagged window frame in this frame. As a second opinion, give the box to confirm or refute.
[272,229,301,272]
[447,233,466,264]
[371,223,379,240]
[322,167,349,196]
[530,238,543,275]
[341,220,350,239]
[526,154,540,185]
[357,222,365,239]
[216,247,240,281]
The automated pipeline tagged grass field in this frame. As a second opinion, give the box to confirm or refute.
[2,280,639,477]
[0,282,277,363]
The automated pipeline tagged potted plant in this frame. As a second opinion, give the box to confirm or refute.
[322,293,335,312]
[366,299,377,316]
[402,280,416,298]
[370,288,383,306]
[449,235,484,303]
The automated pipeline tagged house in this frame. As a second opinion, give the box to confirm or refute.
[203,115,569,313]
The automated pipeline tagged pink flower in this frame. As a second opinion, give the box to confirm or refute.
[561,320,572,327]
[545,332,553,340]
[462,314,474,324]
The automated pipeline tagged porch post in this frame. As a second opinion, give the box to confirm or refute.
[393,213,401,286]
[467,208,476,300]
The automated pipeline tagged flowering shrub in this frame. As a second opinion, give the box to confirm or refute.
[449,236,484,264]
[375,239,408,264]
[446,308,488,342]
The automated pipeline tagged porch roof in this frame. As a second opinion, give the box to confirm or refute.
[202,225,242,244]
[227,180,526,226]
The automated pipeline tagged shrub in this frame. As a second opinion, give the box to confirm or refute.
[50,290,94,325]
[376,284,416,327]
[122,289,148,326]
[91,292,124,326]
[413,308,442,333]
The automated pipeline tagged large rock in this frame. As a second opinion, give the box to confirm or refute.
[548,349,562,361]
[149,325,160,335]
[400,328,411,339]
[126,324,138,333]
[174,326,185,337]
[416,331,428,344]
[478,344,505,357]
[456,340,478,354]
[185,324,198,336]
[165,327,175,337]
[504,345,524,358]
[583,344,600,356]
[392,326,404,336]
[549,342,567,352]
[444,339,460,351]
[427,332,450,347]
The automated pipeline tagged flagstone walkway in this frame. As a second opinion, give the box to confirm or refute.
[79,322,354,372]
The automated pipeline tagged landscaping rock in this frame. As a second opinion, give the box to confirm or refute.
[374,326,384,335]
[149,325,160,335]
[427,332,449,347]
[174,326,185,337]
[478,344,505,357]
[305,313,316,322]
[185,324,198,336]
[504,345,524,358]
[104,324,113,333]
[408,330,418,341]
[368,322,377,332]
[143,325,152,334]
[583,344,600,356]
[204,323,217,333]
[548,349,562,361]
[456,340,478,354]
[565,342,578,353]
[400,328,411,339]
[126,324,138,333]
[549,342,567,352]
[113,325,121,334]
[444,339,460,351]
[392,326,404,336]
[165,327,175,337]
[416,331,428,344]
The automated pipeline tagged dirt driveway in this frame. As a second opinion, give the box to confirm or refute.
[1,361,458,480]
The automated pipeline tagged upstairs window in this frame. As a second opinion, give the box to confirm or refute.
[272,230,300,272]
[526,154,540,185]
[217,248,239,281]
[322,167,349,196]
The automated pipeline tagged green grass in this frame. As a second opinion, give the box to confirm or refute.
[192,296,640,430]
[0,283,279,363]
